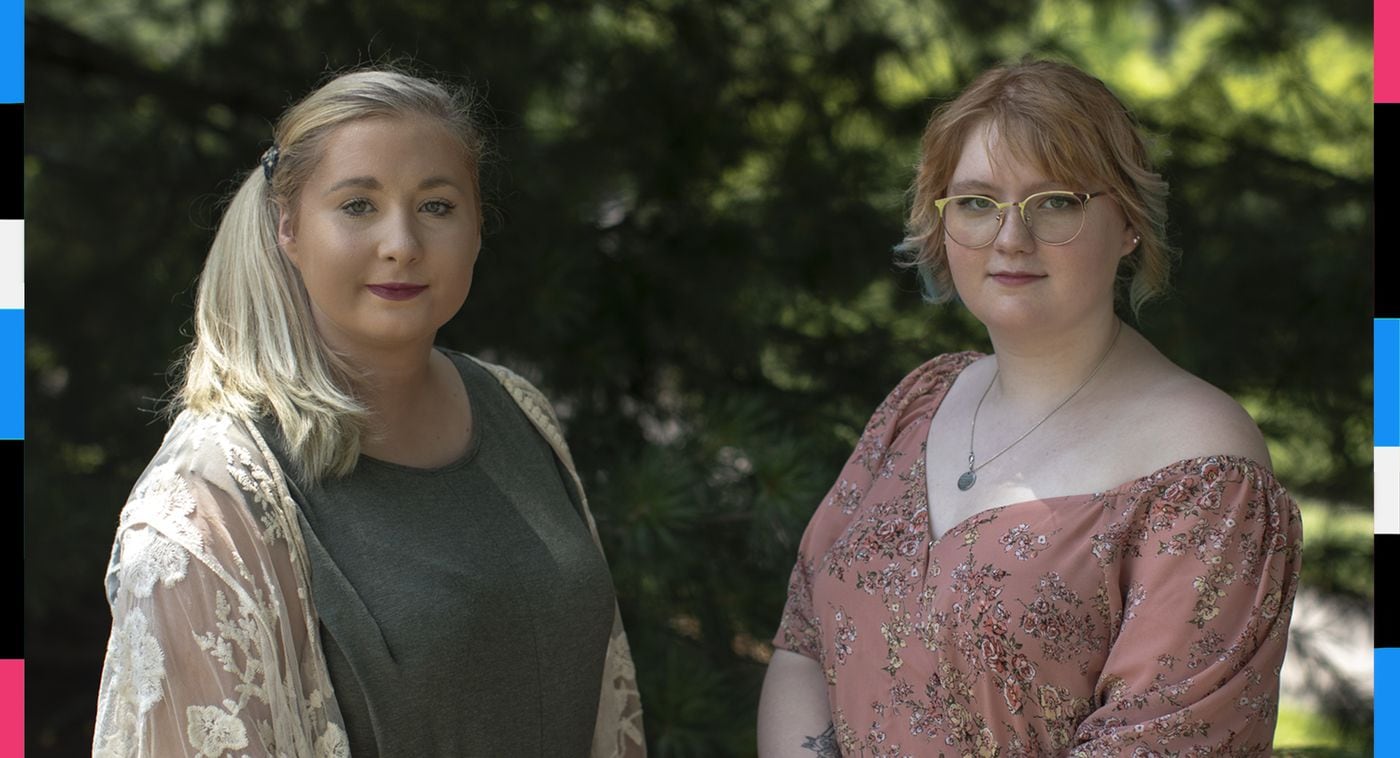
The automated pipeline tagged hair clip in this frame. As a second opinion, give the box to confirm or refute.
[261,145,281,183]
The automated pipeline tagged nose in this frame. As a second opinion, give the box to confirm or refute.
[379,210,423,263]
[991,202,1035,254]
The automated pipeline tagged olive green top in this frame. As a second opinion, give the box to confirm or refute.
[270,350,615,757]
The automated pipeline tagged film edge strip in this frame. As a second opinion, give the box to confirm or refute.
[3,0,22,751]
[1377,0,1396,743]
[1375,319,1396,746]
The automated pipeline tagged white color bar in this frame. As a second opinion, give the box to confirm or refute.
[1377,446,1399,534]
[0,220,21,309]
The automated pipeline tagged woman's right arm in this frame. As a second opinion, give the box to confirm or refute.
[758,357,962,758]
[757,650,838,758]
[92,423,343,758]
[94,513,284,757]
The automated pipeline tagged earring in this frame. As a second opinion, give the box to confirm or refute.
[1132,235,1141,246]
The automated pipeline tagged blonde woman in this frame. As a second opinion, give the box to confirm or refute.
[93,70,644,757]
[758,59,1302,756]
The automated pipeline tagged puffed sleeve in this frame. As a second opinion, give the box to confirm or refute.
[772,353,978,660]
[92,417,347,758]
[1070,457,1303,755]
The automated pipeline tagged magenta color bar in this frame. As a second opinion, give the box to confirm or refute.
[0,660,19,755]
[1380,0,1400,101]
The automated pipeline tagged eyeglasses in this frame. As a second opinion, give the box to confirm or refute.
[931,190,1107,248]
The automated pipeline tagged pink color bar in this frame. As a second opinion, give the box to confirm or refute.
[1380,0,1400,102]
[0,660,20,756]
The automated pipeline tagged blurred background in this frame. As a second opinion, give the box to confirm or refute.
[24,0,1372,755]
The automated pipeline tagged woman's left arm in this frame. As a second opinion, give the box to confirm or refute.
[593,606,647,758]
[1071,459,1303,755]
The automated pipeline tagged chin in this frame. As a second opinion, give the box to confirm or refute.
[347,322,443,350]
[964,301,1051,333]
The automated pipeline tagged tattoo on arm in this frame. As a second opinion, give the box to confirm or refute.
[799,724,839,757]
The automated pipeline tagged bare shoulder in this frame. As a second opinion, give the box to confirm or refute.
[1156,373,1271,464]
[1115,340,1273,471]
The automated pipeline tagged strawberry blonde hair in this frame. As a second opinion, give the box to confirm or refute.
[897,59,1172,315]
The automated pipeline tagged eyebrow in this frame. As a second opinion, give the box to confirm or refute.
[324,176,381,195]
[416,176,465,192]
[323,176,466,195]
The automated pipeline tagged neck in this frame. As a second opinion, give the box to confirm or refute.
[985,314,1124,413]
[332,337,442,427]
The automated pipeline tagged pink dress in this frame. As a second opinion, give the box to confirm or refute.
[773,353,1302,757]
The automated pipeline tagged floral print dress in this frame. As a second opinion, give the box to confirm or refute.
[774,353,1302,757]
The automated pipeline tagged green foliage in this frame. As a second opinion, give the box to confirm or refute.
[1296,500,1373,608]
[1275,703,1371,756]
[26,0,1371,754]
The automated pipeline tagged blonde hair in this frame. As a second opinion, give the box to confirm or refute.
[175,69,485,482]
[897,59,1172,315]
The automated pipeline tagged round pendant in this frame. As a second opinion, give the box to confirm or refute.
[957,470,977,491]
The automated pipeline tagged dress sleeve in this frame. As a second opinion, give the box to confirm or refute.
[772,354,971,660]
[92,434,347,758]
[1070,458,1303,755]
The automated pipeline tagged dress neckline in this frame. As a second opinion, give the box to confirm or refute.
[918,353,1278,544]
[358,349,483,475]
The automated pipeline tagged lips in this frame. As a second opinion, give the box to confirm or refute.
[990,272,1045,285]
[367,283,429,301]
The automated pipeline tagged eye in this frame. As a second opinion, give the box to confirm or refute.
[954,196,996,211]
[340,198,374,216]
[420,199,457,216]
[1036,194,1077,211]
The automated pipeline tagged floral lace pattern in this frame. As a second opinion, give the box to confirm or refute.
[94,358,645,757]
[774,353,1302,756]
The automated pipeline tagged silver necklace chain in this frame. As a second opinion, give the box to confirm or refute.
[957,320,1124,491]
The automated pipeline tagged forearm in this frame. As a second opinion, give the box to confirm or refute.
[757,649,840,758]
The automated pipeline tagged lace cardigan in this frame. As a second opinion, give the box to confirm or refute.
[92,359,646,757]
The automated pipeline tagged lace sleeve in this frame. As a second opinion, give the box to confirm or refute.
[93,416,348,758]
[592,606,647,758]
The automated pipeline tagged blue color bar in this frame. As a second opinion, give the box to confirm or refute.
[1378,319,1399,446]
[0,0,19,104]
[0,310,18,439]
[1380,649,1400,751]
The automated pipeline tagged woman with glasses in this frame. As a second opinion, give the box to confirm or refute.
[758,59,1300,756]
[92,69,644,757]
